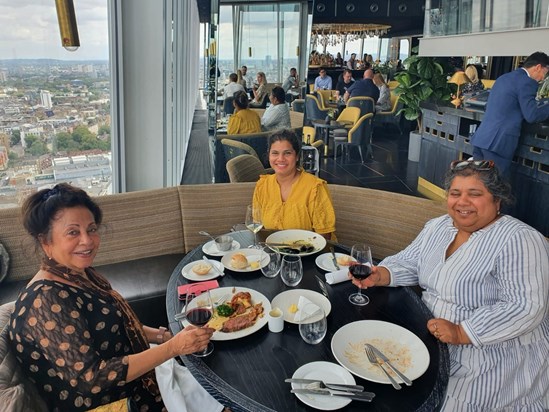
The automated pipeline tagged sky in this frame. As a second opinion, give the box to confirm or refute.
[0,0,109,61]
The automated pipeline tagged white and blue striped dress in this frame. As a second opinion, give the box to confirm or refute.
[380,214,549,411]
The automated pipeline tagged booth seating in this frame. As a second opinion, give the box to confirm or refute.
[0,182,446,409]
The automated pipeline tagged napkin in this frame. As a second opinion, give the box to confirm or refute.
[294,295,321,322]
[325,269,350,285]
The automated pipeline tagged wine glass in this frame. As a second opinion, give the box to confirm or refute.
[185,288,214,356]
[280,255,303,287]
[260,246,281,278]
[245,204,263,248]
[298,303,327,344]
[348,244,373,306]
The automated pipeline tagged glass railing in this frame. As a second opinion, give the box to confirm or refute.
[425,0,549,37]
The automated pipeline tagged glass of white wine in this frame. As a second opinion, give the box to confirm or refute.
[245,204,263,248]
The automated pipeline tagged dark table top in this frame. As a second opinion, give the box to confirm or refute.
[166,231,450,412]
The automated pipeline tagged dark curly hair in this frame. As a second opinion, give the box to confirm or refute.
[21,183,103,244]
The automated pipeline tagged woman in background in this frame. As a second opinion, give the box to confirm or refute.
[227,91,261,134]
[253,129,336,239]
[462,64,485,94]
[250,72,268,107]
[373,73,391,112]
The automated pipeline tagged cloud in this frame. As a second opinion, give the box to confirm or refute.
[0,0,108,61]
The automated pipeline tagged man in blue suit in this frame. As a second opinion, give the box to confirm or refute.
[471,52,549,175]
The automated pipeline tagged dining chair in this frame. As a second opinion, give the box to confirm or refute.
[316,89,335,109]
[335,106,361,127]
[302,126,323,149]
[372,93,404,134]
[333,113,374,162]
[304,94,330,125]
[347,96,375,118]
[387,80,399,89]
[226,154,273,183]
[220,139,260,162]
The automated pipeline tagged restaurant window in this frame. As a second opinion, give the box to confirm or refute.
[0,0,112,207]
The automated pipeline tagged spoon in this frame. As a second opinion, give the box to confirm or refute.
[199,231,217,242]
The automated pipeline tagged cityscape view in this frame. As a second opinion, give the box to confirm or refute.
[0,59,112,208]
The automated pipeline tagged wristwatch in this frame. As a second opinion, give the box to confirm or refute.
[157,326,167,344]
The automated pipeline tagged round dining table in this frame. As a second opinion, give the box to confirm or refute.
[166,231,450,412]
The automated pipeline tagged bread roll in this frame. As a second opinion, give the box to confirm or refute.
[231,253,249,269]
[192,263,212,275]
[336,255,354,266]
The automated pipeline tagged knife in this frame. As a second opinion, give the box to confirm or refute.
[329,247,340,270]
[285,378,364,392]
[367,344,413,386]
[291,388,375,402]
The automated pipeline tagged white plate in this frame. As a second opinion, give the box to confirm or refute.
[331,320,430,384]
[315,252,355,272]
[265,229,327,257]
[181,259,224,281]
[202,239,241,257]
[271,289,331,324]
[180,287,270,341]
[220,249,269,272]
[291,361,356,410]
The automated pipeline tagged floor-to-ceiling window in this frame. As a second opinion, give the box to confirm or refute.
[0,0,112,207]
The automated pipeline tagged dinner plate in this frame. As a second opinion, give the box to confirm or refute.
[265,229,326,257]
[180,287,270,341]
[271,289,331,324]
[331,320,430,384]
[202,239,241,257]
[291,361,356,410]
[181,259,224,281]
[220,249,269,272]
[315,252,355,272]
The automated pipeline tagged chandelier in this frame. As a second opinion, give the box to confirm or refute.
[311,23,391,47]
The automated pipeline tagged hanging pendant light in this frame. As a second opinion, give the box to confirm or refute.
[55,0,80,52]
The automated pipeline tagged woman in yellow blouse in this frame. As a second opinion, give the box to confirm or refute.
[227,90,261,135]
[253,129,336,238]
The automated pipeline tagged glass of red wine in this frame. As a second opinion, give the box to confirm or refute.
[349,243,373,306]
[184,288,214,357]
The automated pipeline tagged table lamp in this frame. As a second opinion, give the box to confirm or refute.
[448,71,471,107]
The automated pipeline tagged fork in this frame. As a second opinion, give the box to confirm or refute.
[364,345,401,390]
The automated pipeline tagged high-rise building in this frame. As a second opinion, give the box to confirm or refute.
[40,90,52,109]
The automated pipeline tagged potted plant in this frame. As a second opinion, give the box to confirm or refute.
[394,49,452,132]
[394,48,452,161]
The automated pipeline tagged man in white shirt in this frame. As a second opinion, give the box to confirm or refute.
[222,73,245,99]
[282,68,298,92]
[241,65,253,91]
[261,86,291,131]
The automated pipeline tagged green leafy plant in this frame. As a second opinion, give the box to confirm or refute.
[394,49,452,131]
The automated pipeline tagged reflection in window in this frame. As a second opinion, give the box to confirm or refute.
[0,0,111,206]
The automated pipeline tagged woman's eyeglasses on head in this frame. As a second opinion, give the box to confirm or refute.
[450,160,494,171]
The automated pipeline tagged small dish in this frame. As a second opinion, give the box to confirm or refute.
[181,259,224,281]
[202,239,240,257]
[271,289,331,323]
[315,252,355,272]
[220,249,269,272]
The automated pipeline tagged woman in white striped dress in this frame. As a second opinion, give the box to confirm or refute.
[352,160,549,411]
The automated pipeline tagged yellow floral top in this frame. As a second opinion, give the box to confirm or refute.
[253,172,336,235]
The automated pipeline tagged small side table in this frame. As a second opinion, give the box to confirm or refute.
[310,119,345,156]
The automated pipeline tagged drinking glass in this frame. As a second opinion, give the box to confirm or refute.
[348,244,373,306]
[298,303,327,344]
[280,255,303,287]
[260,246,282,278]
[245,204,263,248]
[185,288,214,356]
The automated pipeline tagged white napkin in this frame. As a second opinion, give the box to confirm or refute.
[325,268,350,285]
[294,296,321,322]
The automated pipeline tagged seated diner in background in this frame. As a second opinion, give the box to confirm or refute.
[222,72,245,99]
[227,91,261,135]
[373,72,391,112]
[8,183,223,412]
[344,69,379,103]
[335,69,355,98]
[461,64,484,95]
[282,67,299,92]
[250,71,268,107]
[261,86,291,131]
[313,68,332,91]
[253,129,336,239]
[351,160,549,411]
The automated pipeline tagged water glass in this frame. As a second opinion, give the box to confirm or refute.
[280,255,303,287]
[260,247,282,278]
[298,304,327,344]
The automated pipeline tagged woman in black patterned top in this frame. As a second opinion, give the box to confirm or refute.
[8,183,222,412]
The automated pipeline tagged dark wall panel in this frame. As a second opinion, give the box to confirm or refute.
[336,1,389,18]
[388,0,425,17]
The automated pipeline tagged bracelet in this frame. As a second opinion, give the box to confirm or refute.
[156,326,167,344]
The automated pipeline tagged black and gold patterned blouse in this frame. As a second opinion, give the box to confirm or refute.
[9,280,165,411]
